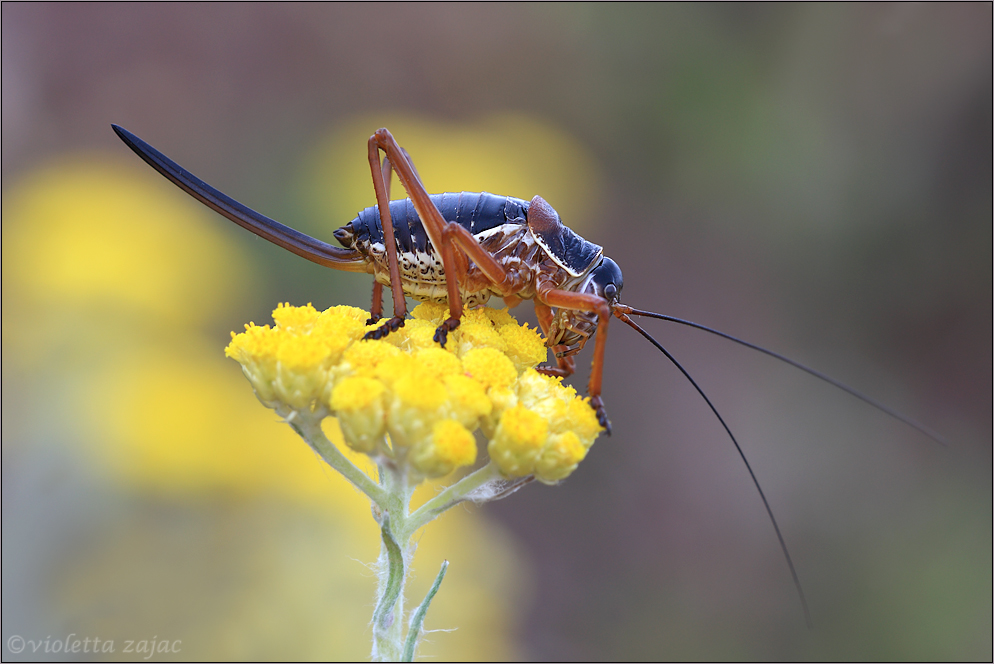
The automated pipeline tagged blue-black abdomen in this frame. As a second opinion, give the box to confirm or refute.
[336,192,529,253]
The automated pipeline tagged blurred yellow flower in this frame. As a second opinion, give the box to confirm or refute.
[2,158,247,331]
[81,341,373,506]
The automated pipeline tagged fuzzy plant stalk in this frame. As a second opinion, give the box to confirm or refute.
[225,302,604,661]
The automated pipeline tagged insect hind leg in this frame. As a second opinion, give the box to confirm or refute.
[366,129,527,347]
[364,129,470,346]
[362,145,408,341]
[365,156,400,327]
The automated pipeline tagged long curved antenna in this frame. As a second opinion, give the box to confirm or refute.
[616,304,947,447]
[615,310,813,628]
[111,124,367,272]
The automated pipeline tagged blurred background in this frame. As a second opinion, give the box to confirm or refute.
[2,4,990,661]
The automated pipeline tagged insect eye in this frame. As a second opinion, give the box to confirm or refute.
[604,284,617,300]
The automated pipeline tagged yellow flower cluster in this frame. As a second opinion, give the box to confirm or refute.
[225,302,602,483]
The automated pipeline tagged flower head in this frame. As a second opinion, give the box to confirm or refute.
[226,302,604,483]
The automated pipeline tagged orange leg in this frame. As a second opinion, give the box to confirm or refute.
[536,287,612,433]
[368,281,384,324]
[365,130,458,344]
[363,145,408,341]
[367,156,400,326]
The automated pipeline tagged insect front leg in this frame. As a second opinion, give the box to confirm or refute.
[536,287,612,434]
[533,301,576,379]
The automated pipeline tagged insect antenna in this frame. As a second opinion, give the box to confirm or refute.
[616,305,947,447]
[614,309,814,628]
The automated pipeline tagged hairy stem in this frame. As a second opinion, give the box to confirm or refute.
[287,417,488,661]
[372,516,408,661]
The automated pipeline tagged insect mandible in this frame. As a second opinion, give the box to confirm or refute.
[111,124,946,626]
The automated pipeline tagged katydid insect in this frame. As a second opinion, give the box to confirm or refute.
[111,123,946,626]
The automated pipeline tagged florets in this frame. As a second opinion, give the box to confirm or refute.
[225,302,603,483]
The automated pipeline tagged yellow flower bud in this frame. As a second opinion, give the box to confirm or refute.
[415,347,463,380]
[387,369,448,448]
[497,321,547,372]
[566,398,603,448]
[442,374,492,429]
[272,301,320,332]
[480,306,516,327]
[225,323,281,404]
[409,419,478,478]
[535,431,587,483]
[462,348,517,391]
[454,321,506,357]
[272,332,333,409]
[410,301,447,324]
[331,376,387,453]
[393,318,438,352]
[489,405,549,477]
[341,339,401,377]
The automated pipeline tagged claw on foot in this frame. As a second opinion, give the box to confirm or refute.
[365,316,381,326]
[432,317,461,348]
[363,316,405,340]
[589,395,612,436]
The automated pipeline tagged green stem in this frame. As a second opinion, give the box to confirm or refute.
[372,516,407,661]
[286,410,482,661]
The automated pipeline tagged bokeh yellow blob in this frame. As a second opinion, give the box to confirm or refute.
[2,157,248,366]
[55,494,523,661]
[79,340,372,507]
[54,501,379,661]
